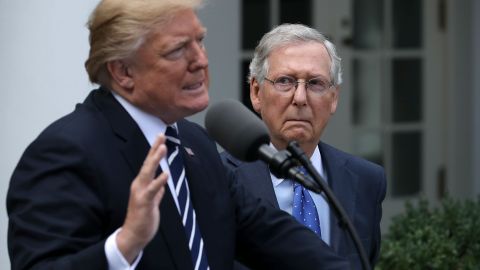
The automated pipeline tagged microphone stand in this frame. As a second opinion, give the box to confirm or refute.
[287,141,372,270]
[257,145,323,193]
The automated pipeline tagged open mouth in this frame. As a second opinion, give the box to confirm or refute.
[183,81,204,91]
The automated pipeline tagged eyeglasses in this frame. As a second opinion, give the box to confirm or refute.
[264,75,334,94]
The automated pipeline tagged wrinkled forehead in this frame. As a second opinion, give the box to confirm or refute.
[267,42,331,75]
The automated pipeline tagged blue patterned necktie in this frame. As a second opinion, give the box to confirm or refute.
[291,168,322,238]
[165,126,209,270]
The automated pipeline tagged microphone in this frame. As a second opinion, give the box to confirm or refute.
[205,100,320,192]
[204,99,269,162]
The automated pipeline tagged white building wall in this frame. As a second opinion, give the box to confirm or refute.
[473,0,480,196]
[446,0,476,198]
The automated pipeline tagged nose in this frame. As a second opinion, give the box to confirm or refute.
[188,42,208,71]
[294,81,309,90]
[292,80,307,106]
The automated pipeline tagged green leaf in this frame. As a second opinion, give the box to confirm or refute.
[376,196,480,269]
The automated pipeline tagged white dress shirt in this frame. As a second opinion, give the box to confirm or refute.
[270,145,331,245]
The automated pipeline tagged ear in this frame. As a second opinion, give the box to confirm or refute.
[250,78,262,114]
[106,60,134,90]
[330,86,340,114]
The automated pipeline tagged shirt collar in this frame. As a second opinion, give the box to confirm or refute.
[270,144,326,187]
[112,92,176,146]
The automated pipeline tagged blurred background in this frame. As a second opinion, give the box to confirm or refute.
[1,0,479,268]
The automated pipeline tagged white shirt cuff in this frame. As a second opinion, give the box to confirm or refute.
[105,228,143,270]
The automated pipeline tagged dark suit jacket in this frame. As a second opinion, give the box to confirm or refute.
[221,142,387,269]
[7,87,350,270]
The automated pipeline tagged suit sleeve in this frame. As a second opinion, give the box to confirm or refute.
[7,132,110,270]
[370,167,387,265]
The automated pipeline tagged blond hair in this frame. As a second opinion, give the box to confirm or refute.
[85,0,202,85]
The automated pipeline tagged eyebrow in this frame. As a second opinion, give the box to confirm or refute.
[163,28,207,49]
[166,38,189,49]
[275,73,330,80]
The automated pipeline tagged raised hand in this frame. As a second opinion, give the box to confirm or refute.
[117,134,169,263]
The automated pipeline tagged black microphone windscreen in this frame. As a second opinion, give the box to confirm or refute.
[205,100,270,161]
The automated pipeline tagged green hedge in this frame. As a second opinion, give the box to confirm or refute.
[376,197,480,270]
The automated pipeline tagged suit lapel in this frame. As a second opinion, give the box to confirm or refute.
[93,88,193,269]
[92,87,148,178]
[320,142,358,254]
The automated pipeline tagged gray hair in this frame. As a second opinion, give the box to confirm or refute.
[249,23,343,86]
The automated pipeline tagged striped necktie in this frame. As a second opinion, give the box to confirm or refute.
[165,126,209,270]
[291,167,322,238]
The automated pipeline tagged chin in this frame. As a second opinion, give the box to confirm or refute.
[186,94,209,114]
[284,129,310,140]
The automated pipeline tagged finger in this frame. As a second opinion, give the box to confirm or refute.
[150,133,166,154]
[153,172,168,204]
[147,134,167,163]
[154,170,168,184]
[145,172,168,201]
[138,136,167,182]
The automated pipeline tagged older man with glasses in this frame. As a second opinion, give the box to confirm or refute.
[222,23,387,270]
